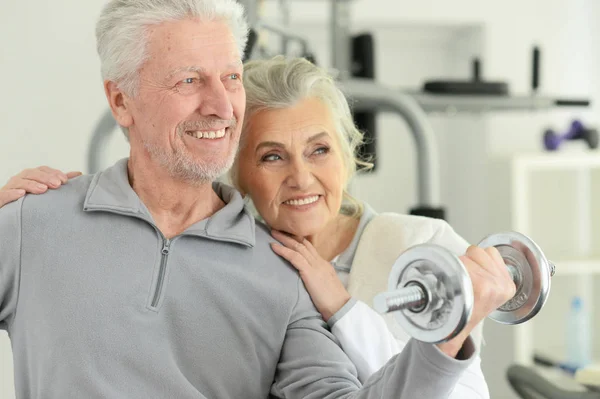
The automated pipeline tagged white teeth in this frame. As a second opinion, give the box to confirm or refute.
[284,195,320,206]
[187,128,226,139]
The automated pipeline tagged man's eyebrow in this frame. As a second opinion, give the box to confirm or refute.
[165,66,205,81]
[165,60,242,81]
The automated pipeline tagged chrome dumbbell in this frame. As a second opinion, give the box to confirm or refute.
[373,232,555,343]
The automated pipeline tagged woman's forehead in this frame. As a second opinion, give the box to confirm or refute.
[246,100,335,143]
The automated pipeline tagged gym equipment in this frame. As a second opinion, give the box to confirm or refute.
[340,79,444,219]
[242,28,258,61]
[423,58,509,96]
[351,33,377,171]
[531,46,541,94]
[86,0,591,218]
[252,21,317,63]
[372,231,555,343]
[507,364,600,399]
[533,353,579,375]
[543,120,599,151]
[88,110,119,174]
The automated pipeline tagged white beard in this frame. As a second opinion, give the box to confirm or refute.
[142,119,239,185]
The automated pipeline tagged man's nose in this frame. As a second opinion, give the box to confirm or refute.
[197,79,233,121]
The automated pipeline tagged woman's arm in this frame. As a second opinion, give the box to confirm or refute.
[329,300,490,398]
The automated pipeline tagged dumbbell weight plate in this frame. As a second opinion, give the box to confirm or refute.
[478,232,552,324]
[388,244,473,343]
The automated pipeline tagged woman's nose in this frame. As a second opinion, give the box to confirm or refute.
[285,161,314,190]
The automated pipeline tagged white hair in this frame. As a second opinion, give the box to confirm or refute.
[229,55,373,217]
[96,0,249,97]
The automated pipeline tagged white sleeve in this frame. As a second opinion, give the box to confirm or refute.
[330,300,402,382]
[330,300,490,399]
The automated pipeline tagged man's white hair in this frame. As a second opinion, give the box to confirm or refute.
[96,0,249,97]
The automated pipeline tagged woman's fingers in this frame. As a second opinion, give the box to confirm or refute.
[271,230,314,263]
[0,189,26,207]
[270,242,310,272]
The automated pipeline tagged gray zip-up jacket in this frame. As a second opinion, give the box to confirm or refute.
[0,158,476,398]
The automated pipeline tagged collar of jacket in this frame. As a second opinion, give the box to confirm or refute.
[82,158,255,247]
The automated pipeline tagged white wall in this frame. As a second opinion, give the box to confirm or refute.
[1,1,599,398]
[0,2,129,397]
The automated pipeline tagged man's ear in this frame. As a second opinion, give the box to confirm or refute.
[104,81,134,128]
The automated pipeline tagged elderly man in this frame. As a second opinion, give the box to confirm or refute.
[0,1,478,398]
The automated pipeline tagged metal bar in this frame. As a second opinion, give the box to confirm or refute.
[254,21,309,55]
[279,0,291,53]
[238,0,259,28]
[408,92,590,113]
[88,110,118,174]
[340,78,441,207]
[373,285,427,314]
[330,0,352,79]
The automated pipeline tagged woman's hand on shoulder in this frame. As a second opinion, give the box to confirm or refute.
[270,229,351,322]
[0,166,82,207]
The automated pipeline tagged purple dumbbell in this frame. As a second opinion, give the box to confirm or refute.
[543,120,599,151]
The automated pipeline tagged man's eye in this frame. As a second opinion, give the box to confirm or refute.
[229,73,240,80]
[182,78,195,84]
[262,154,282,162]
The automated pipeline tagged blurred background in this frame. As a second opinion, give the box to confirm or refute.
[1,0,599,397]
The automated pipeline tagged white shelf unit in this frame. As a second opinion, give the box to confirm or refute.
[509,152,600,366]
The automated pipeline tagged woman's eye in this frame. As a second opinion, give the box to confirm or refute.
[314,146,330,155]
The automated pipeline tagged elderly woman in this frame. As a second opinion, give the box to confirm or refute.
[1,56,514,398]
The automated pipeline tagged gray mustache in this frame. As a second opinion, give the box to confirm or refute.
[180,118,237,132]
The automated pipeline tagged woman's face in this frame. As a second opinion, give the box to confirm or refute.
[237,97,347,237]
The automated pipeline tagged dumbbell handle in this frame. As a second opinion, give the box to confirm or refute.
[373,284,428,314]
[374,261,556,315]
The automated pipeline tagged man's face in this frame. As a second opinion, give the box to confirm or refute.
[125,18,246,183]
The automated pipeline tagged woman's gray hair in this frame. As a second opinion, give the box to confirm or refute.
[96,0,249,97]
[230,55,373,218]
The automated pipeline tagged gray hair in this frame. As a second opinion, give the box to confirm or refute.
[96,0,249,97]
[230,55,373,217]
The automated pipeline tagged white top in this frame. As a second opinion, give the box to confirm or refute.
[329,204,490,398]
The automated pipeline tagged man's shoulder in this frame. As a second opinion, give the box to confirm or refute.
[0,174,95,237]
[20,174,94,213]
[253,219,273,241]
[23,175,94,208]
[251,220,300,272]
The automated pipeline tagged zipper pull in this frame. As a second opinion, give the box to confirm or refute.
[162,239,170,255]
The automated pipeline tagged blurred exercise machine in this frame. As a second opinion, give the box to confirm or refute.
[507,364,600,399]
[88,0,591,221]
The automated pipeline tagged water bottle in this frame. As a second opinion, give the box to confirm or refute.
[566,296,592,369]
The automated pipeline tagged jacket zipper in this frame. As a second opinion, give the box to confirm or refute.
[151,238,171,308]
[85,206,252,308]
